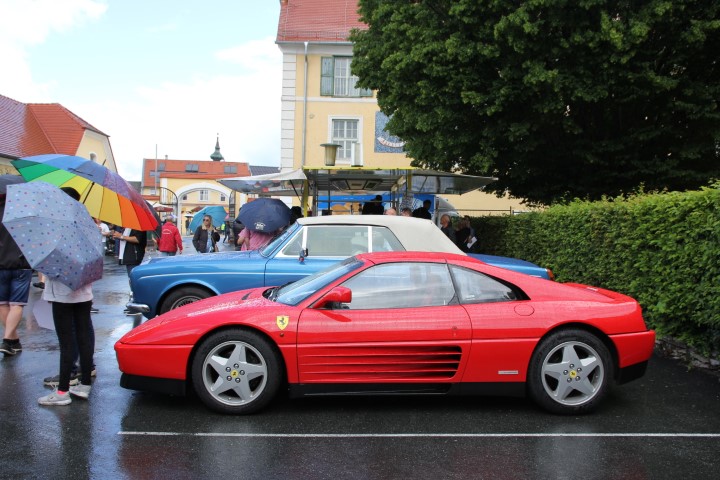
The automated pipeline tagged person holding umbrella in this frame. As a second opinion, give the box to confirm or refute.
[0,176,32,356]
[36,187,99,406]
[192,214,219,253]
[236,198,290,251]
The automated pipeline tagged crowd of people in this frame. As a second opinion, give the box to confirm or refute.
[357,197,477,252]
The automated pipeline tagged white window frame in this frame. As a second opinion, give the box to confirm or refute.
[329,116,362,163]
[199,189,209,202]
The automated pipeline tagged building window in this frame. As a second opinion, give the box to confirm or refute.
[332,119,359,160]
[224,165,237,174]
[220,194,226,202]
[185,164,199,172]
[182,194,188,201]
[321,57,373,97]
[199,190,209,201]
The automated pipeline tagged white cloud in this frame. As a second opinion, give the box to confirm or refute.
[0,0,107,100]
[0,1,283,182]
[69,52,283,180]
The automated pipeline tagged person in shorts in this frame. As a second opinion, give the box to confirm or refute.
[0,191,33,356]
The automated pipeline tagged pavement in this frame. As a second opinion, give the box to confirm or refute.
[3,234,720,479]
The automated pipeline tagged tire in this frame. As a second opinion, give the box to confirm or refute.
[191,329,283,414]
[159,286,213,314]
[527,329,613,414]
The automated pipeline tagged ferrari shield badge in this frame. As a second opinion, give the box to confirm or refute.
[276,315,289,330]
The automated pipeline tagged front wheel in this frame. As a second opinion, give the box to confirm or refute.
[159,286,212,314]
[527,329,613,414]
[191,329,283,414]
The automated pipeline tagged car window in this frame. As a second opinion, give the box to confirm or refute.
[371,227,404,252]
[450,265,518,304]
[294,225,401,257]
[340,262,455,310]
[274,257,363,306]
[278,227,303,257]
[261,222,299,257]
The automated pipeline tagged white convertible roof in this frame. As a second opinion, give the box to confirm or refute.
[296,215,463,254]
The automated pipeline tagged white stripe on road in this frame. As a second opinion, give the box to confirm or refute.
[118,432,720,438]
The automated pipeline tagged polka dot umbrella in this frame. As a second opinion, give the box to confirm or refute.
[2,182,103,290]
[11,154,158,231]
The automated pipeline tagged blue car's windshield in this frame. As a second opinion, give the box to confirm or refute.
[273,256,363,306]
[260,222,300,257]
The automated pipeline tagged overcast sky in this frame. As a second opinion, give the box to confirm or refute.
[0,0,282,180]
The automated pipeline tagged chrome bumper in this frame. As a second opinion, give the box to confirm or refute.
[125,302,150,314]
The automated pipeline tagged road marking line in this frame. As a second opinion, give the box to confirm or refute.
[118,432,720,438]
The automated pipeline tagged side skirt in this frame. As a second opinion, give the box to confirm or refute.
[288,382,525,399]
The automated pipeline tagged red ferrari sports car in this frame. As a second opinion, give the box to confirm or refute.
[115,251,655,415]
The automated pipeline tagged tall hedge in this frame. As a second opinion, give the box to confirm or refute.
[470,186,720,354]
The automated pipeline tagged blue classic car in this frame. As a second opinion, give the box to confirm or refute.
[128,216,552,318]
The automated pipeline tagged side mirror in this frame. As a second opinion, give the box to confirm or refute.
[299,247,308,263]
[314,286,352,309]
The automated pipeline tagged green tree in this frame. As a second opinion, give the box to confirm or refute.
[351,0,720,205]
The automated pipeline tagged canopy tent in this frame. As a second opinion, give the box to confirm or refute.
[218,169,307,195]
[219,166,496,216]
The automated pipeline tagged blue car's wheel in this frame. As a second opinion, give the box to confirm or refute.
[191,329,283,414]
[160,286,213,314]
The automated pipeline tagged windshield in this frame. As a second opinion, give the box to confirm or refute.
[274,256,363,306]
[259,222,300,257]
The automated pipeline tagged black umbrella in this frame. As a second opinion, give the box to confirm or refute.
[0,174,25,195]
[237,198,291,233]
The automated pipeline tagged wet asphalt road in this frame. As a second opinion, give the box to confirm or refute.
[1,236,720,479]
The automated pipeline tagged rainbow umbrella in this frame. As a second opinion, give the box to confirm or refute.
[11,154,158,231]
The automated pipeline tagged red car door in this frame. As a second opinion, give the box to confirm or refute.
[296,262,471,384]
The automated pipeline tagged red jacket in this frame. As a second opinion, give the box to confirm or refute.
[158,221,182,253]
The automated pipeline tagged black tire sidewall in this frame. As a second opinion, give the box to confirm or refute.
[528,329,612,415]
[191,328,283,414]
[160,286,212,314]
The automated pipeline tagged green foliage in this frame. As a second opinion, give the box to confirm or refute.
[352,0,720,205]
[471,186,720,354]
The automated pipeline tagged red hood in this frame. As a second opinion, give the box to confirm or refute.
[120,286,273,344]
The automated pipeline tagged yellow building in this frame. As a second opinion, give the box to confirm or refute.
[275,0,529,216]
[140,139,279,227]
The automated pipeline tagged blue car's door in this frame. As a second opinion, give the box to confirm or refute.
[264,224,375,287]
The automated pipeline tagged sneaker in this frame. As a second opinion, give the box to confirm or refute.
[0,340,20,356]
[90,307,99,314]
[91,367,97,377]
[69,384,91,399]
[33,282,45,289]
[38,390,72,406]
[43,372,79,387]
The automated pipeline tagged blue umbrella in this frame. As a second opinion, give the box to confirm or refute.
[2,182,103,290]
[188,206,227,234]
[237,198,291,233]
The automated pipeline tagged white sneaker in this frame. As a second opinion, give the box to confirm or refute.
[38,390,72,406]
[69,384,91,399]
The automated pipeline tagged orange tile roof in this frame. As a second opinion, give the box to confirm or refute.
[277,0,367,43]
[0,93,106,159]
[142,158,252,186]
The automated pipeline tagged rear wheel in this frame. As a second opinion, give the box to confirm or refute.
[528,329,613,414]
[159,286,212,314]
[191,329,283,414]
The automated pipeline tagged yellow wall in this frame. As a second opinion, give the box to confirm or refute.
[76,131,118,173]
[280,45,528,216]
